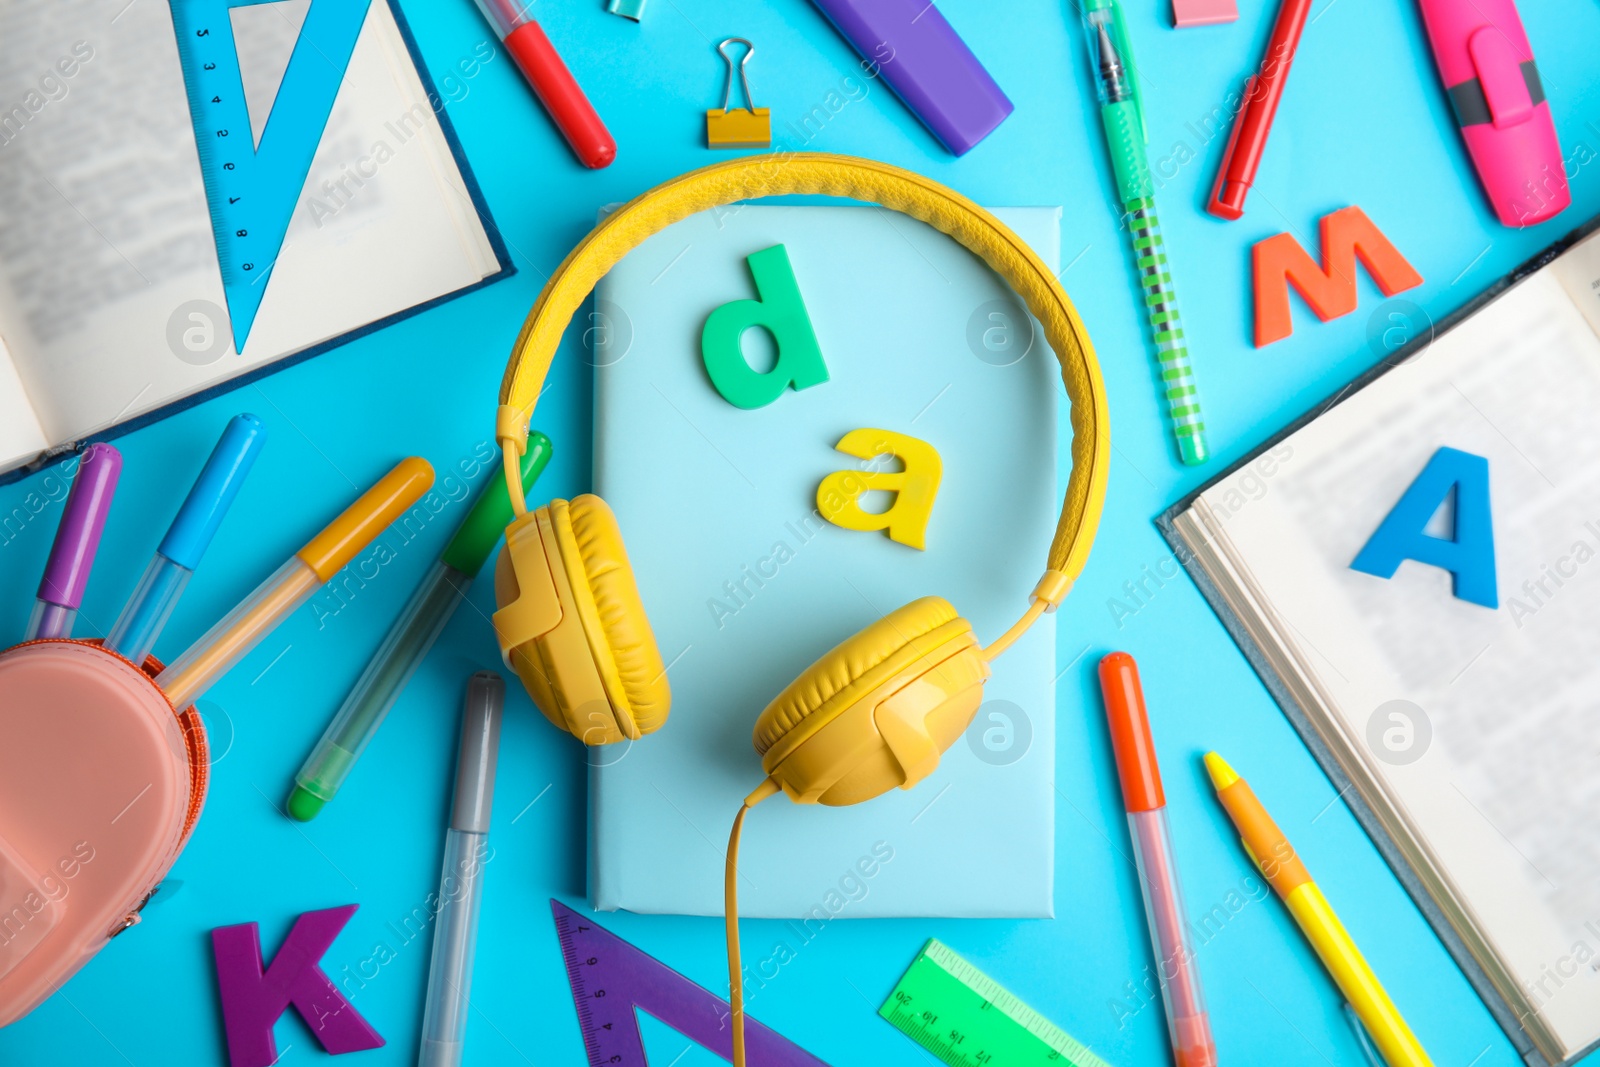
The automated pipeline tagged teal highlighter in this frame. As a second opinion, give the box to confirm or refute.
[106,414,265,663]
[286,433,551,822]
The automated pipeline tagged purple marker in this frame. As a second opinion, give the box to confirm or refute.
[809,0,1012,155]
[25,443,122,641]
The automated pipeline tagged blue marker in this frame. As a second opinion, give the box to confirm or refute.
[106,414,266,664]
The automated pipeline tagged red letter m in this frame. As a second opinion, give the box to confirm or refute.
[1253,206,1422,347]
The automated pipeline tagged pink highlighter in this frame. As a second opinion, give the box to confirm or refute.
[1417,0,1568,227]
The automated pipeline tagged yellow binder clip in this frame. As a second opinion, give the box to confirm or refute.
[706,38,771,149]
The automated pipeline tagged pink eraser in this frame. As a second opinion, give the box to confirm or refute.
[1173,0,1238,27]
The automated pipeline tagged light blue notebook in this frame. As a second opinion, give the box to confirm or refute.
[591,204,1061,918]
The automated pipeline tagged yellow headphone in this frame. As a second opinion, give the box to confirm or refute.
[489,154,1109,1064]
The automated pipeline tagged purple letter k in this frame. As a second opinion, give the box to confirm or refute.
[211,904,384,1067]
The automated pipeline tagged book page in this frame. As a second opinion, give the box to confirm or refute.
[1196,267,1600,1054]
[0,0,498,448]
[0,331,44,464]
[1552,228,1600,337]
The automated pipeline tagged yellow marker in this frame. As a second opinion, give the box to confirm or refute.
[817,428,942,550]
[155,458,434,709]
[1204,752,1432,1067]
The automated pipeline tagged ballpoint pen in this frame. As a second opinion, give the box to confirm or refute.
[26,443,121,641]
[1079,0,1208,466]
[1206,752,1433,1067]
[154,458,434,709]
[1099,653,1216,1067]
[286,432,551,822]
[417,670,504,1067]
[106,414,265,664]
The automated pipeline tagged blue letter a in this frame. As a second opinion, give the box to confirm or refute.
[1351,447,1496,607]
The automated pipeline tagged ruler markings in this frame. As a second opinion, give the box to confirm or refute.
[550,899,828,1066]
[880,939,1114,1067]
[169,0,369,351]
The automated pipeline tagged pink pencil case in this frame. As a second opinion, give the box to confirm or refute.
[1417,0,1569,227]
[0,639,206,1025]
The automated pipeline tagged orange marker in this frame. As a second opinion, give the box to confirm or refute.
[1099,653,1216,1067]
[155,458,433,708]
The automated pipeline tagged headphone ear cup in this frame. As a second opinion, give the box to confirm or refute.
[752,597,989,806]
[560,495,670,735]
[492,497,669,745]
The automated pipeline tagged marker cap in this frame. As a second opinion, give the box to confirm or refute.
[501,21,617,169]
[158,414,267,570]
[451,671,505,833]
[440,432,552,578]
[1207,179,1249,220]
[297,457,434,580]
[809,0,1014,156]
[1179,432,1209,466]
[39,443,123,608]
[1098,651,1166,812]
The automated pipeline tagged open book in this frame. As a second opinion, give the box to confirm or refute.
[0,0,508,482]
[1161,221,1600,1065]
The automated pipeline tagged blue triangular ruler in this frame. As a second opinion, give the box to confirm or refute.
[170,0,371,352]
[232,0,310,148]
[550,899,831,1066]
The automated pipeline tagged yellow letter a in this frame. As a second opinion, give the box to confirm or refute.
[816,428,942,550]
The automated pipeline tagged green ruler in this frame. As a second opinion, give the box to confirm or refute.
[879,940,1114,1067]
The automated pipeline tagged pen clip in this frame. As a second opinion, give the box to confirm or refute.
[1108,0,1148,144]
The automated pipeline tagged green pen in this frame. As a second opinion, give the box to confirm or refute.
[285,433,552,822]
[1080,0,1208,466]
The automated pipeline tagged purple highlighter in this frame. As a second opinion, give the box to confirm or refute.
[809,0,1013,155]
[26,443,122,641]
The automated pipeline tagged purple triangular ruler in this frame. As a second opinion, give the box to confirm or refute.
[551,899,831,1066]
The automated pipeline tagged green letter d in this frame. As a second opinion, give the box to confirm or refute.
[701,244,829,409]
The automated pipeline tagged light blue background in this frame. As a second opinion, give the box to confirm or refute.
[2,0,1598,1065]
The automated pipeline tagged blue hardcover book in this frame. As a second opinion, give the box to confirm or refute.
[591,204,1063,918]
[0,0,510,485]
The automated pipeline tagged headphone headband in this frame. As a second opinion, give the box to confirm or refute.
[496,153,1109,592]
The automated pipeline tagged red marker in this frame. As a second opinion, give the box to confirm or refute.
[472,0,616,169]
[1206,0,1312,219]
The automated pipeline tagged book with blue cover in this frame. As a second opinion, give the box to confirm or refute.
[0,0,509,485]
[590,203,1064,918]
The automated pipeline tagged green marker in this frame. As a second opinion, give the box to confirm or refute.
[285,433,552,822]
[1080,0,1208,466]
